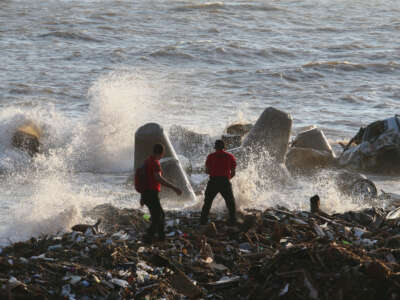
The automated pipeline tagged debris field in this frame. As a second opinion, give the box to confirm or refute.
[1,203,400,299]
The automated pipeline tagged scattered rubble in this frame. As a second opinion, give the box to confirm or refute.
[1,200,400,299]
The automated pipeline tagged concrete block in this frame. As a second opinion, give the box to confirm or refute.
[292,127,335,158]
[242,107,292,164]
[286,147,335,172]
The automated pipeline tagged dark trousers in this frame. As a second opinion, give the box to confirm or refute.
[141,190,165,239]
[200,176,236,225]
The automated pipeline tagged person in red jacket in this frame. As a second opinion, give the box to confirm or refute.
[141,143,182,243]
[200,140,237,225]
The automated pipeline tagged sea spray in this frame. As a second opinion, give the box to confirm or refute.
[0,70,193,244]
[229,149,368,214]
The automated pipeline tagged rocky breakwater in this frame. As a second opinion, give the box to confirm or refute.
[1,201,400,299]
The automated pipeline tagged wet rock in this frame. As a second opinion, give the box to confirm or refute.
[242,107,292,164]
[177,154,192,176]
[169,124,212,158]
[221,134,242,150]
[292,127,335,157]
[286,127,337,172]
[12,121,42,156]
[225,123,253,136]
[286,147,335,172]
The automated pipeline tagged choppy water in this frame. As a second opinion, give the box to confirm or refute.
[1,0,400,244]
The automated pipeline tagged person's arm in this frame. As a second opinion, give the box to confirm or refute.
[154,172,182,195]
[230,168,236,178]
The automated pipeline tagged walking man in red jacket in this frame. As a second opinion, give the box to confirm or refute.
[200,140,237,225]
[141,143,182,243]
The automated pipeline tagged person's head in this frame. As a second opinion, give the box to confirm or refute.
[153,143,165,159]
[214,139,225,151]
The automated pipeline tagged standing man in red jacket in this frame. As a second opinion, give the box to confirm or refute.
[200,140,237,225]
[141,143,182,243]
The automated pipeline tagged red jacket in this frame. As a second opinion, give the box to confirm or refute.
[206,150,236,179]
[145,156,162,192]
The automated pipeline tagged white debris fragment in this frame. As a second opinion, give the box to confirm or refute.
[313,223,325,237]
[111,278,129,288]
[279,283,289,296]
[48,244,62,251]
[112,231,129,240]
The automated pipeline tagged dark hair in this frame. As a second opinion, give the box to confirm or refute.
[153,143,164,155]
[214,139,225,150]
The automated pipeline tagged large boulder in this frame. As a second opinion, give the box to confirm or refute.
[225,123,253,136]
[291,127,335,158]
[242,107,292,164]
[228,108,292,184]
[286,147,335,172]
[12,121,42,156]
[221,123,254,150]
[286,127,336,172]
[221,134,242,150]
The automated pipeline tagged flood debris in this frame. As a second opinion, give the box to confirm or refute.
[71,219,102,235]
[339,115,400,174]
[334,171,378,199]
[1,199,400,299]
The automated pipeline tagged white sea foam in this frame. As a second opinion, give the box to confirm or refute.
[231,152,363,214]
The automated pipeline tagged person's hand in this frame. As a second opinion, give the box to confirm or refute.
[174,187,182,196]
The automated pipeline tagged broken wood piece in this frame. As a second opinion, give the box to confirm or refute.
[207,276,241,288]
[71,219,102,234]
[169,269,203,299]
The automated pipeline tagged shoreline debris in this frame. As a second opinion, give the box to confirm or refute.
[1,200,400,299]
